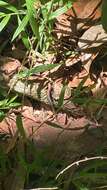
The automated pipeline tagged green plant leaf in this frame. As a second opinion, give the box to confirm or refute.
[0,0,9,5]
[0,0,18,13]
[72,97,90,105]
[21,32,30,49]
[25,0,35,16]
[16,114,26,140]
[25,0,39,38]
[57,82,67,109]
[7,95,18,104]
[18,63,60,78]
[0,14,11,32]
[30,17,39,38]
[73,76,88,98]
[101,0,107,32]
[0,111,5,122]
[0,12,8,19]
[49,1,72,20]
[41,0,54,19]
[0,95,21,109]
[12,14,29,41]
[0,99,8,107]
[17,15,30,49]
[5,102,21,109]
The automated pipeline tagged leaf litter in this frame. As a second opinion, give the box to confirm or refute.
[1,0,107,189]
[0,0,107,154]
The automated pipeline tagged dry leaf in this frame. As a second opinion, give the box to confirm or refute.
[55,0,101,38]
[76,0,101,30]
[76,0,101,19]
[0,56,21,83]
[78,24,107,50]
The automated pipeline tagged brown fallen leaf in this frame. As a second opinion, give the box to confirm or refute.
[0,103,106,169]
[0,57,21,74]
[0,56,21,82]
[76,0,101,19]
[55,0,101,38]
[76,0,101,30]
[0,98,106,170]
[78,24,107,50]
[65,53,81,67]
[69,69,94,88]
[0,100,88,147]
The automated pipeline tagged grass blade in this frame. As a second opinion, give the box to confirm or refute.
[57,82,67,109]
[49,1,72,20]
[0,0,18,13]
[0,14,11,32]
[18,63,60,78]
[12,14,29,41]
[25,0,39,37]
[16,114,26,140]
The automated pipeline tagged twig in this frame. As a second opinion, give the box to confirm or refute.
[56,156,107,180]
